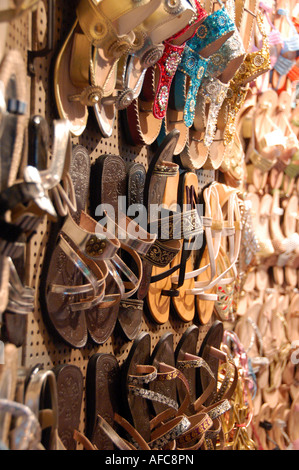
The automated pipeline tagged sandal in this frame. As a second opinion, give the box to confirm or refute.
[151,0,208,121]
[24,367,66,450]
[117,0,197,113]
[220,8,271,151]
[121,332,191,448]
[142,133,200,324]
[86,353,120,450]
[52,364,83,451]
[117,162,147,341]
[53,0,161,137]
[246,90,285,190]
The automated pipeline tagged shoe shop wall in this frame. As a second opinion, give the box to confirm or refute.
[3,0,215,439]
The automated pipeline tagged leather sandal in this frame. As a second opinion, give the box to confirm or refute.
[52,364,83,450]
[117,162,147,341]
[86,353,120,450]
[121,332,191,448]
[88,154,155,345]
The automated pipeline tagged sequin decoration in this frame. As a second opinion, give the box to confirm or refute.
[152,42,185,119]
[196,77,229,146]
[165,51,182,76]
[194,6,235,50]
[205,29,245,79]
[157,85,169,112]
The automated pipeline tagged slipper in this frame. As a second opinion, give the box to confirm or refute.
[251,192,275,260]
[256,402,276,450]
[246,90,285,186]
[118,0,197,114]
[270,403,289,450]
[145,166,203,324]
[52,364,83,451]
[86,353,121,450]
[88,154,127,344]
[285,292,299,344]
[141,132,183,323]
[194,183,241,325]
[283,194,299,281]
[89,155,155,343]
[273,91,299,168]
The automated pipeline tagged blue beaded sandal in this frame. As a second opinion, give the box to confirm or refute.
[168,0,236,130]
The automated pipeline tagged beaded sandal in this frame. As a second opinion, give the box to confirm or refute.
[173,0,236,129]
[220,8,271,154]
[152,0,207,121]
[117,0,196,112]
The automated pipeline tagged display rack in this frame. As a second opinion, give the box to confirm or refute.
[4,0,215,437]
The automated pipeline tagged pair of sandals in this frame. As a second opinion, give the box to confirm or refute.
[40,145,158,349]
[74,322,239,451]
[143,131,242,327]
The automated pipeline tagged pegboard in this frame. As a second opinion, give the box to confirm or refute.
[4,0,215,440]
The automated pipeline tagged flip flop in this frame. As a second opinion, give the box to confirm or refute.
[52,364,83,451]
[86,353,121,450]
